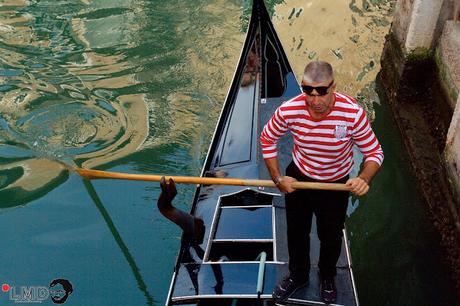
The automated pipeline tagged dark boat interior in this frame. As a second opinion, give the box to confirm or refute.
[165,1,359,305]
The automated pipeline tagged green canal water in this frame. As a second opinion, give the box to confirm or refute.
[0,0,457,305]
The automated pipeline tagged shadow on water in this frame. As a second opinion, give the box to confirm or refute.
[81,178,155,306]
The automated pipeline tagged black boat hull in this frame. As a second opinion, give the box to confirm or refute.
[165,1,359,305]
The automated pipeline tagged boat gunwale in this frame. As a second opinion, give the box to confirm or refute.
[197,2,261,180]
[165,1,264,303]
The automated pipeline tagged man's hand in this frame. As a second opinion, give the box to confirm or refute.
[160,177,177,203]
[276,176,297,193]
[346,177,369,196]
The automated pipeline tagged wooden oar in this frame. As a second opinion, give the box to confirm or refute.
[75,168,350,191]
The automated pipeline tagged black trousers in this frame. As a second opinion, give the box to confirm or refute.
[285,161,349,282]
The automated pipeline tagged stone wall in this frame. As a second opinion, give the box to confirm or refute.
[436,21,460,109]
[389,0,460,211]
[446,95,460,197]
[405,0,443,50]
[380,0,460,295]
[438,21,460,198]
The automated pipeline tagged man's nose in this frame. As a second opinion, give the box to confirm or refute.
[311,95,320,103]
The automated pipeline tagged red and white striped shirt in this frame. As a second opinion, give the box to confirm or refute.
[260,92,384,181]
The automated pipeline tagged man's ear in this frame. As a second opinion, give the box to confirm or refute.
[331,82,337,91]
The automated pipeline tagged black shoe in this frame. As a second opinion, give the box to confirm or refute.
[272,276,308,303]
[320,276,337,304]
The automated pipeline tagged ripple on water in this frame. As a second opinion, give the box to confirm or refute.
[0,0,245,209]
[0,91,149,206]
[15,101,122,154]
[0,0,155,206]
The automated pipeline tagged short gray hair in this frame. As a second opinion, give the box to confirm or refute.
[303,61,333,83]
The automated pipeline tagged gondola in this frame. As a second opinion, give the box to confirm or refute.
[164,0,359,305]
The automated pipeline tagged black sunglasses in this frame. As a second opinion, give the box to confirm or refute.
[301,80,334,96]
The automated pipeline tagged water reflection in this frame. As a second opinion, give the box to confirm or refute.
[241,33,260,88]
[0,0,149,206]
[0,0,246,207]
[271,0,394,216]
[0,1,244,305]
[273,0,394,120]
[220,34,260,166]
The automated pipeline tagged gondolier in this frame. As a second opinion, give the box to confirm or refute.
[260,60,384,304]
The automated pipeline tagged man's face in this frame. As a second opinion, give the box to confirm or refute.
[49,283,66,301]
[49,279,73,304]
[301,79,336,116]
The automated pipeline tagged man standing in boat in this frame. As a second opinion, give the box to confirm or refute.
[260,60,384,304]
